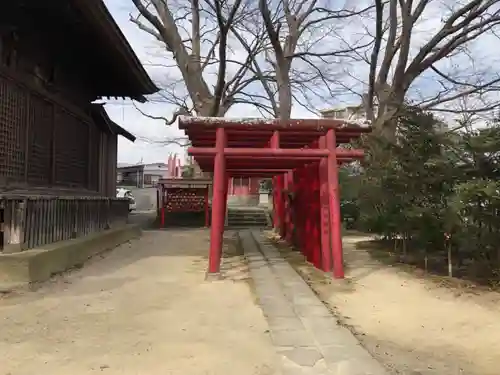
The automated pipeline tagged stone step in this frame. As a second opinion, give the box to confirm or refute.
[228,210,268,215]
[228,220,268,227]
[228,220,268,225]
[228,215,268,220]
[227,209,270,228]
[227,207,270,228]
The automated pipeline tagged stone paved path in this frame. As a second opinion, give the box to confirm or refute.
[240,230,388,375]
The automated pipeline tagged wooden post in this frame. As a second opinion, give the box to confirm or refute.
[24,93,31,183]
[50,104,57,185]
[160,206,166,228]
[73,199,79,237]
[312,163,321,269]
[0,199,5,252]
[223,177,229,228]
[270,131,280,230]
[160,187,167,228]
[304,164,312,262]
[103,198,110,230]
[156,188,160,217]
[283,172,289,240]
[3,199,27,254]
[87,124,92,189]
[319,135,331,272]
[285,170,294,244]
[293,167,304,250]
[277,174,286,238]
[204,186,210,227]
[326,129,344,279]
[207,127,226,275]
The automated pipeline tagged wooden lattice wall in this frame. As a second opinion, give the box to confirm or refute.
[0,72,102,191]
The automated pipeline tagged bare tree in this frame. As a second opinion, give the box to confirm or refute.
[366,0,500,139]
[251,0,372,119]
[136,134,191,147]
[130,0,266,121]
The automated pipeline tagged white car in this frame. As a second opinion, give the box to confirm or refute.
[116,188,137,212]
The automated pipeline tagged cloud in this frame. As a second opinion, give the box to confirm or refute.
[103,0,334,164]
[103,0,499,165]
[103,0,192,163]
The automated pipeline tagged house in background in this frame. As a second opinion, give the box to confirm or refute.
[320,105,368,122]
[184,155,260,205]
[0,0,158,262]
[227,177,261,205]
[117,163,169,188]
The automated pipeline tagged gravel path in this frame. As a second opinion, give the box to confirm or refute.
[0,228,280,375]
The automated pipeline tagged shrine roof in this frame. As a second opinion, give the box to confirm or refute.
[158,178,212,188]
[180,116,369,176]
[91,105,136,142]
[2,0,158,101]
[180,116,371,149]
[73,0,159,100]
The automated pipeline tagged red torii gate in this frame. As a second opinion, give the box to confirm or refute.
[179,116,370,279]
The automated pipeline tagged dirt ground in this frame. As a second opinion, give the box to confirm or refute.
[268,232,500,375]
[0,229,280,375]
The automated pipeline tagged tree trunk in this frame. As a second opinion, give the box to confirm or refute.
[371,83,405,142]
[447,241,453,277]
[276,62,292,120]
[196,100,227,117]
[402,233,407,260]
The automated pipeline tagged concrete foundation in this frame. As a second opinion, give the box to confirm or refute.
[0,224,141,287]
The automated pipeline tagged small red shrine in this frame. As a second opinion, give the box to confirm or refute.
[227,177,260,203]
[179,116,370,279]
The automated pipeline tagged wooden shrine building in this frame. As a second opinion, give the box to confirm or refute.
[0,0,158,261]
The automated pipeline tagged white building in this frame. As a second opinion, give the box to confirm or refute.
[117,162,170,188]
[319,105,368,122]
[320,105,448,132]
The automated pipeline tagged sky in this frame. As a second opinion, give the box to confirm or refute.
[104,0,183,165]
[104,0,320,165]
[103,0,499,164]
[103,0,378,165]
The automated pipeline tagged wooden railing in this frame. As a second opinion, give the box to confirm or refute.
[0,196,129,253]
